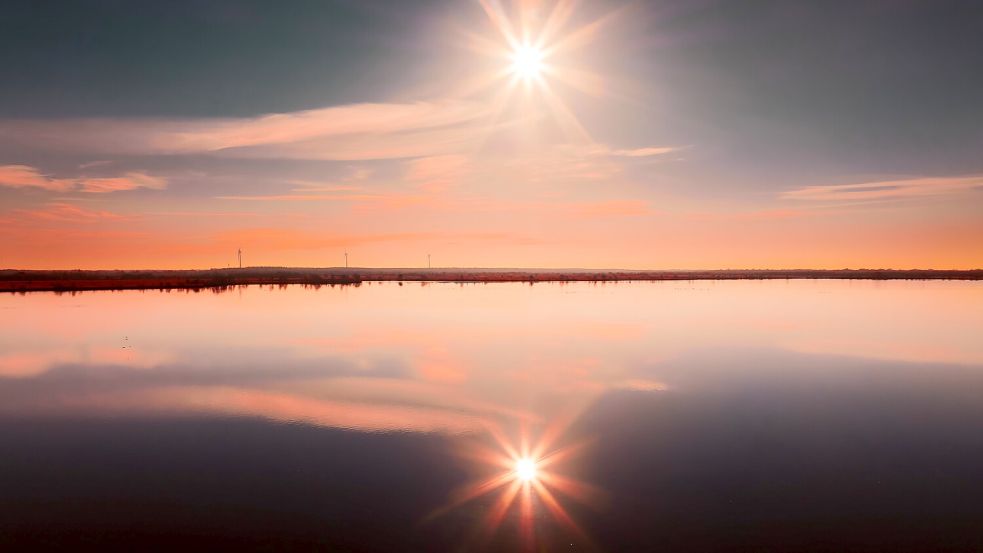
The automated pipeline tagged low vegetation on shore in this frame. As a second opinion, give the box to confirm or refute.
[1,268,980,293]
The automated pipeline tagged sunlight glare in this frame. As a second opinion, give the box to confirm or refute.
[515,457,538,481]
[429,422,599,548]
[510,45,544,81]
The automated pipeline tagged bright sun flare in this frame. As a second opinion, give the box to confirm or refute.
[432,424,597,548]
[509,44,544,80]
[514,457,538,481]
[466,0,617,143]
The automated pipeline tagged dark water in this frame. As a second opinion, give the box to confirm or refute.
[1,281,981,551]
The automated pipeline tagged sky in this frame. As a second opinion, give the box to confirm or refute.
[1,0,981,270]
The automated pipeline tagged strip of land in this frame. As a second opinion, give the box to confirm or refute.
[1,268,980,293]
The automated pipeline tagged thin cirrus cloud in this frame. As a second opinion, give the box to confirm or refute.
[782,175,983,202]
[404,155,472,192]
[215,187,653,219]
[0,101,490,161]
[0,165,75,191]
[0,101,680,164]
[610,146,680,157]
[206,227,538,252]
[7,202,129,223]
[0,164,166,193]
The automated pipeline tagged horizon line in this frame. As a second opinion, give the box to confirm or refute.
[3,266,982,273]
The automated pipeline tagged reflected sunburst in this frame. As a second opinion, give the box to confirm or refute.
[428,418,604,550]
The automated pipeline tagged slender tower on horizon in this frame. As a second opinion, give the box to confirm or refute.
[428,253,431,269]
[344,251,348,268]
[237,248,242,269]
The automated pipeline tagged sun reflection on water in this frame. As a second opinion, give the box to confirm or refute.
[514,457,538,482]
[428,417,603,550]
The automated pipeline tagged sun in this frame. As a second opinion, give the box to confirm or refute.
[509,44,544,81]
[461,0,621,144]
[514,457,538,481]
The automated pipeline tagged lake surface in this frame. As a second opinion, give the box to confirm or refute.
[2,280,982,551]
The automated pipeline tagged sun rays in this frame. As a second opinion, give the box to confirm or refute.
[509,44,545,82]
[514,456,538,481]
[427,416,604,550]
[452,0,624,146]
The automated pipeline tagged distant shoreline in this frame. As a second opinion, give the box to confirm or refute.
[1,268,981,293]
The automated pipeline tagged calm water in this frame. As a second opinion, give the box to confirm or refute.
[1,280,982,551]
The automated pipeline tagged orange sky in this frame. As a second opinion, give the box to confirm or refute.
[1,1,981,269]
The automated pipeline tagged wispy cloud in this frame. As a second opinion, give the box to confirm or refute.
[0,165,75,191]
[0,164,166,193]
[209,227,536,251]
[216,189,653,219]
[0,100,683,168]
[782,175,983,202]
[78,160,113,169]
[4,202,129,223]
[288,184,364,193]
[498,143,682,184]
[0,101,489,161]
[78,172,167,193]
[404,155,471,192]
[610,146,680,157]
[216,193,394,203]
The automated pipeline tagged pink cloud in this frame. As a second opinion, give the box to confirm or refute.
[782,175,983,202]
[0,165,74,191]
[10,386,486,434]
[610,146,680,157]
[78,160,113,169]
[0,164,166,193]
[216,189,653,221]
[78,172,167,193]
[0,101,489,161]
[205,227,536,253]
[6,202,129,223]
[170,102,485,151]
[404,155,472,192]
[614,379,668,392]
[0,346,172,378]
[500,145,623,183]
[495,143,679,184]
[0,101,676,165]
